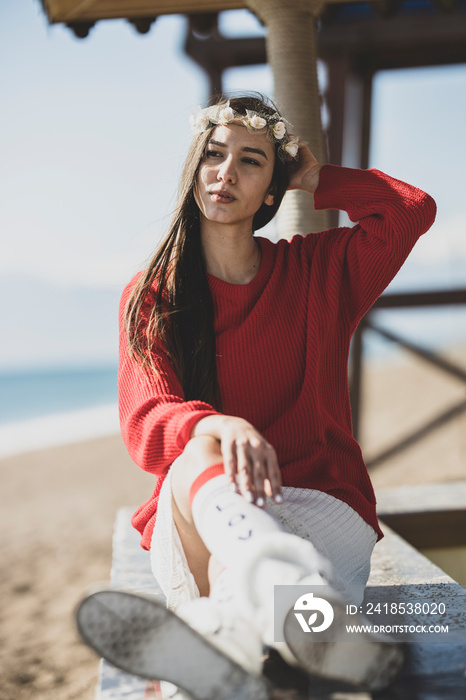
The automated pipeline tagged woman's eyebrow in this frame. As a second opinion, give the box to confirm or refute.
[243,146,268,160]
[208,139,227,148]
[208,139,268,160]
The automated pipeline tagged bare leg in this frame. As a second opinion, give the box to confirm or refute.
[170,435,224,596]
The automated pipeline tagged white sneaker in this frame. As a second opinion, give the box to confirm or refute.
[283,582,404,691]
[157,586,265,700]
[232,532,331,647]
[230,532,404,691]
[176,596,264,676]
[159,680,190,700]
[76,589,269,700]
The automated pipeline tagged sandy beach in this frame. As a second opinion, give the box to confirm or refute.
[1,351,465,700]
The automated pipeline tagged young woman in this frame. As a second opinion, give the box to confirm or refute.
[80,94,436,697]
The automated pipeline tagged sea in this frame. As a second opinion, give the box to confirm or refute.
[0,366,119,458]
[0,302,465,459]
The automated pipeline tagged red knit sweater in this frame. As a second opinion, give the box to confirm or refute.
[119,165,436,550]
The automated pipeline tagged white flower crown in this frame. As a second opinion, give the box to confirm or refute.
[189,101,300,161]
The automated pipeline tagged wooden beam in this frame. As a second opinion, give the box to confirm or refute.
[377,482,466,548]
[373,289,466,309]
[319,10,466,70]
[42,0,244,22]
[182,12,466,89]
[41,0,378,23]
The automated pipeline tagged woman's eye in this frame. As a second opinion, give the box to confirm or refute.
[205,151,259,166]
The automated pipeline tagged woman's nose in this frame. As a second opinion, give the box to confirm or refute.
[217,156,236,184]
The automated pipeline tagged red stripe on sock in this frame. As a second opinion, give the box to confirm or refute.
[189,462,225,506]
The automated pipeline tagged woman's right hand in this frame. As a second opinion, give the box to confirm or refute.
[287,141,322,194]
[192,415,282,507]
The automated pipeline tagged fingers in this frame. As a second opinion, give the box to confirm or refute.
[218,418,283,507]
[221,438,238,493]
[286,143,322,194]
[236,439,254,503]
[233,437,282,507]
[265,443,283,504]
[251,458,267,507]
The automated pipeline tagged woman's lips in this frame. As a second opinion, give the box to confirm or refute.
[210,191,235,203]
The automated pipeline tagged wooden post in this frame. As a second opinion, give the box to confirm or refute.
[325,57,374,438]
[246,0,330,237]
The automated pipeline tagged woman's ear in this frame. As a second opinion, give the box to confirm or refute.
[264,190,274,207]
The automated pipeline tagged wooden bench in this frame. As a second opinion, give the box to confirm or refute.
[97,508,162,700]
[377,480,466,590]
[95,487,466,699]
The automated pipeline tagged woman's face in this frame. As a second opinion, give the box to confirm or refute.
[195,123,276,231]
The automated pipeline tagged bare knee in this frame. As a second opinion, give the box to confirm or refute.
[171,435,223,522]
[182,434,222,468]
[169,436,224,597]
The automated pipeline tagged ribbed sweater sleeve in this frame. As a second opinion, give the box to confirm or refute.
[118,280,219,475]
[314,165,437,327]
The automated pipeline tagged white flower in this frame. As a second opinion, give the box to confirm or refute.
[219,106,235,123]
[248,114,267,130]
[284,138,299,158]
[273,121,287,140]
[190,109,210,133]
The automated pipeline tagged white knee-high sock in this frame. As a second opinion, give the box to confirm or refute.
[189,463,283,569]
[189,464,332,656]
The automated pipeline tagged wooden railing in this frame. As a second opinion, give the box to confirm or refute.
[349,289,466,468]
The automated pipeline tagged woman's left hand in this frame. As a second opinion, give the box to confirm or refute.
[287,141,322,194]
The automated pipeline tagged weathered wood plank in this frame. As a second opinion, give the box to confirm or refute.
[377,481,466,548]
[41,0,376,23]
[98,508,162,699]
[367,522,466,698]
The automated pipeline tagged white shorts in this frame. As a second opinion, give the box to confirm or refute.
[150,465,378,611]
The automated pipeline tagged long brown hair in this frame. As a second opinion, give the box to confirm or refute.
[124,94,291,407]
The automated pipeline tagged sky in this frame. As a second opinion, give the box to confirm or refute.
[1,1,465,370]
